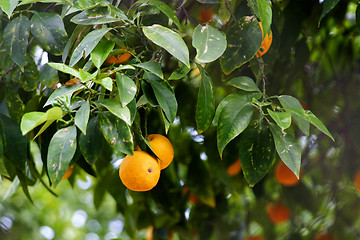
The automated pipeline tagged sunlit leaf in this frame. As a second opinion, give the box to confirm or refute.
[267,109,291,130]
[71,6,124,25]
[91,40,115,68]
[116,73,136,107]
[44,84,84,107]
[0,0,18,18]
[47,62,81,79]
[95,99,131,126]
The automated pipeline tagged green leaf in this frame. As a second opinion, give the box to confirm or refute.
[240,122,275,186]
[134,61,163,79]
[269,123,301,178]
[95,99,131,125]
[70,28,111,67]
[319,0,341,26]
[220,16,262,75]
[20,112,46,135]
[30,12,68,56]
[47,62,81,79]
[278,95,310,136]
[247,0,272,35]
[91,40,115,68]
[137,0,181,30]
[98,112,133,156]
[145,72,178,123]
[217,92,260,158]
[0,0,18,18]
[75,101,90,135]
[94,77,113,91]
[71,6,123,25]
[47,126,77,187]
[39,63,59,87]
[267,109,291,130]
[168,63,190,80]
[143,24,190,68]
[3,15,30,70]
[226,76,261,92]
[16,169,33,203]
[196,65,215,133]
[33,107,63,138]
[0,114,28,169]
[5,87,24,124]
[65,0,110,16]
[192,24,227,63]
[44,84,84,107]
[116,73,137,108]
[79,117,103,164]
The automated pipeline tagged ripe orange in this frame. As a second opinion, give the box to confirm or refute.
[353,170,360,192]
[199,6,213,23]
[275,161,300,186]
[105,47,131,64]
[266,201,291,224]
[119,151,161,191]
[245,236,265,240]
[227,158,242,176]
[62,166,74,180]
[314,232,338,240]
[256,22,273,57]
[148,134,174,170]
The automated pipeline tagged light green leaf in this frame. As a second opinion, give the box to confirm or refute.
[47,126,77,187]
[95,99,131,125]
[143,24,190,68]
[20,112,46,135]
[30,12,68,56]
[94,77,113,91]
[0,0,18,18]
[192,24,227,63]
[47,62,81,79]
[269,123,301,178]
[134,61,163,79]
[75,101,90,135]
[226,76,261,92]
[44,84,84,107]
[3,16,30,70]
[34,107,63,138]
[71,6,124,25]
[70,28,111,67]
[267,109,291,130]
[196,65,215,133]
[116,73,136,107]
[91,40,115,68]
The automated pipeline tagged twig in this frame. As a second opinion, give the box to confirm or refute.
[224,0,236,22]
[181,7,197,26]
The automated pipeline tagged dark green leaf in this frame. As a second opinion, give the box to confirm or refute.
[319,0,341,25]
[0,114,27,169]
[95,99,131,125]
[356,5,360,32]
[134,61,163,79]
[220,16,262,75]
[30,12,68,56]
[16,55,39,91]
[143,25,190,68]
[196,65,215,133]
[98,112,133,156]
[192,24,227,63]
[269,123,301,178]
[75,100,90,135]
[16,169,33,204]
[226,76,261,92]
[79,117,103,164]
[0,0,18,18]
[168,63,190,80]
[3,15,30,70]
[47,126,77,187]
[278,95,310,136]
[5,87,24,124]
[247,0,272,35]
[267,109,291,130]
[116,73,137,107]
[91,40,115,68]
[39,63,59,87]
[240,122,275,186]
[44,84,84,107]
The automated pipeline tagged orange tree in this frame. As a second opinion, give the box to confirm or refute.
[0,0,359,239]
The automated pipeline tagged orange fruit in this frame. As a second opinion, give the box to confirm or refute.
[245,236,265,240]
[62,166,74,180]
[148,134,174,170]
[105,47,131,64]
[353,170,360,192]
[266,201,291,224]
[275,161,300,186]
[199,6,213,23]
[256,22,273,57]
[227,158,242,176]
[119,151,161,191]
[314,232,338,240]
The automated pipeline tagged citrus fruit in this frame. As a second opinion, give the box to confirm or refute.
[227,158,242,176]
[353,170,360,192]
[266,201,291,224]
[275,161,300,186]
[105,47,131,64]
[62,166,74,180]
[119,151,161,191]
[256,22,273,57]
[199,6,213,23]
[148,134,174,170]
[314,232,338,240]
[245,236,265,240]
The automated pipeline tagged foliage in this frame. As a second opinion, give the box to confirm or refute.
[0,0,359,239]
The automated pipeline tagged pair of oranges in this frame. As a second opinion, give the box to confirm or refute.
[119,134,174,192]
